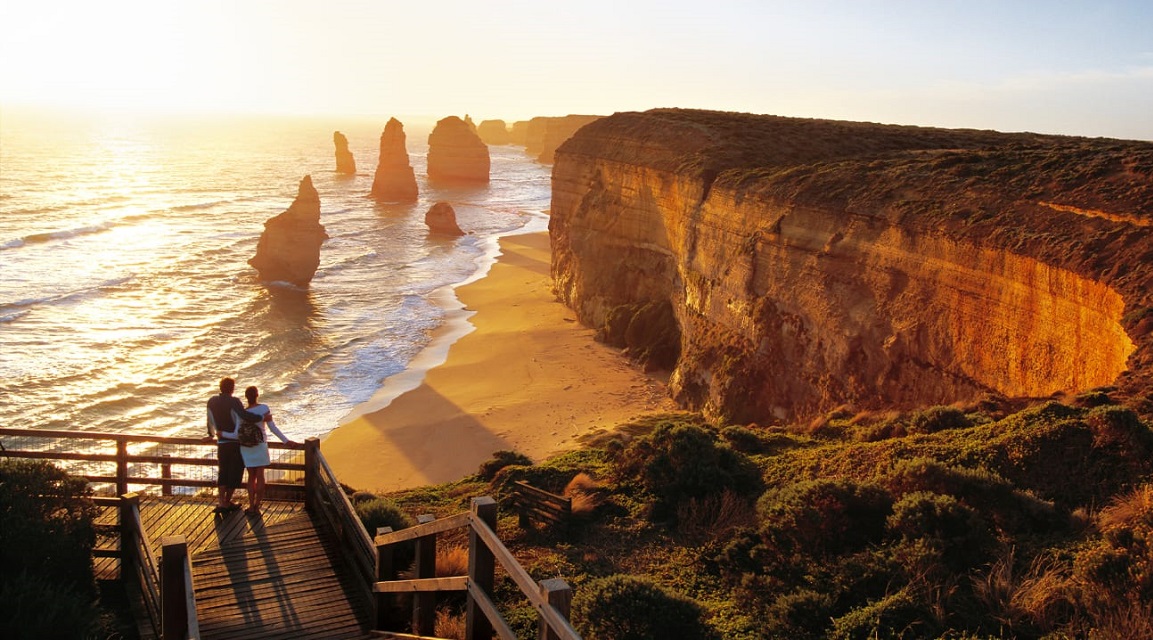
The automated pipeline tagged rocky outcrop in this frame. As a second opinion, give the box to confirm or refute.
[370,118,418,203]
[477,119,511,145]
[425,201,465,236]
[250,175,328,287]
[427,116,490,183]
[333,131,356,174]
[522,115,602,164]
[550,109,1153,423]
[510,121,530,146]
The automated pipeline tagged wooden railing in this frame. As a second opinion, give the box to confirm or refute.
[511,480,572,530]
[373,497,581,640]
[91,493,200,640]
[306,446,378,608]
[0,427,309,497]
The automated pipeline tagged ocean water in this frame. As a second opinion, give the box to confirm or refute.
[0,108,551,442]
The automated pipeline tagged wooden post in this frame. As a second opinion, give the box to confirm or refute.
[303,437,320,512]
[116,438,129,497]
[413,514,437,635]
[118,493,140,580]
[537,579,573,640]
[466,497,497,640]
[374,526,396,631]
[160,536,189,640]
[161,454,172,496]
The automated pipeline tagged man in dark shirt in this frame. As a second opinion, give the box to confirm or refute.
[205,377,267,514]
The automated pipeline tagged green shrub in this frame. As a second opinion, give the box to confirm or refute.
[882,458,1057,534]
[571,574,712,640]
[1085,405,1153,450]
[720,425,766,453]
[766,589,836,639]
[886,491,993,570]
[828,587,936,640]
[906,405,972,434]
[0,460,97,591]
[477,450,533,481]
[0,570,102,639]
[0,460,101,639]
[614,422,763,522]
[757,479,893,557]
[355,497,415,534]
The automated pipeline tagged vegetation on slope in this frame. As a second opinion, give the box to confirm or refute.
[367,393,1153,639]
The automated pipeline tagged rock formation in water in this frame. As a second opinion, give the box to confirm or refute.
[249,175,329,287]
[370,118,419,203]
[333,131,356,175]
[521,115,602,164]
[509,120,530,147]
[427,116,490,183]
[550,109,1153,423]
[477,119,511,145]
[425,201,465,237]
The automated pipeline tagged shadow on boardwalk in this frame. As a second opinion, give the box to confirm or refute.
[99,496,373,640]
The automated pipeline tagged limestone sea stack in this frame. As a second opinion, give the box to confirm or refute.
[524,114,602,164]
[425,201,465,237]
[370,118,418,203]
[333,131,356,175]
[249,175,328,287]
[551,109,1153,423]
[477,119,511,145]
[427,116,490,183]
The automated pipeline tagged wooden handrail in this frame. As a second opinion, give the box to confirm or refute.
[468,509,582,640]
[0,428,307,496]
[373,496,581,640]
[308,444,378,609]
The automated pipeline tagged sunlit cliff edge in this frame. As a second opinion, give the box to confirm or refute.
[550,109,1153,423]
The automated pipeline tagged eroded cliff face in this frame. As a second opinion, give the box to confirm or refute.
[551,109,1153,423]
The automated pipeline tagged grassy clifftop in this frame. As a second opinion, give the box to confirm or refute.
[364,391,1153,639]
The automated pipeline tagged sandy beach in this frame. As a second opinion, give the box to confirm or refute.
[321,231,676,493]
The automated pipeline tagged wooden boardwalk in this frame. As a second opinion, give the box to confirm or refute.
[97,496,374,639]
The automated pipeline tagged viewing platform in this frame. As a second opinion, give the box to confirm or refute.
[1,428,581,640]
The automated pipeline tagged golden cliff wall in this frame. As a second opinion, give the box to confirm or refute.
[550,109,1153,423]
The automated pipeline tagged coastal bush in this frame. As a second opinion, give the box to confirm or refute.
[356,497,415,534]
[613,421,763,522]
[828,587,936,640]
[477,449,533,481]
[757,478,892,557]
[0,460,101,638]
[720,424,775,453]
[571,574,713,640]
[885,491,994,571]
[881,458,1058,535]
[906,405,973,434]
[0,570,102,639]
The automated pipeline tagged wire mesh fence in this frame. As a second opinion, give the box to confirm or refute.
[0,428,307,497]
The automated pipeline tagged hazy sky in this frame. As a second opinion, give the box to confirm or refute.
[2,0,1151,139]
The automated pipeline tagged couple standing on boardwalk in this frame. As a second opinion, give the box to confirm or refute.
[205,377,294,516]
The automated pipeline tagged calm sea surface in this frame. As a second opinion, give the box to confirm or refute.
[0,108,551,442]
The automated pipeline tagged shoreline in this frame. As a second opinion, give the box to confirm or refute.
[321,231,676,492]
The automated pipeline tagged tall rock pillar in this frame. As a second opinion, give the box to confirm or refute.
[370,118,419,203]
[334,131,356,175]
[249,175,329,287]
